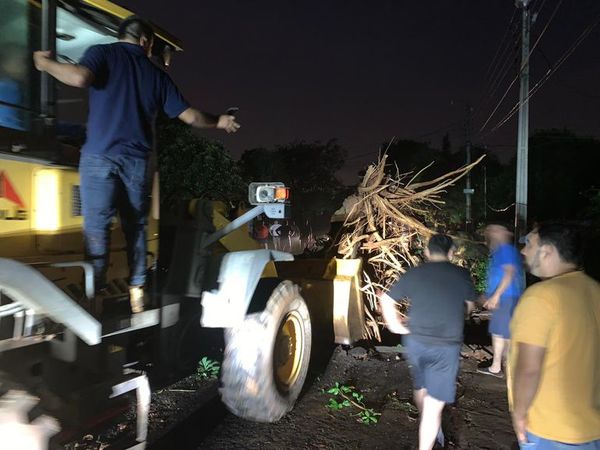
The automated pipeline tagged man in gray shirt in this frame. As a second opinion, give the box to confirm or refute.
[380,234,476,450]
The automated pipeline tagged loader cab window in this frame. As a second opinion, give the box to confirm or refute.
[54,7,175,131]
[0,0,40,132]
[0,0,178,140]
[55,6,117,131]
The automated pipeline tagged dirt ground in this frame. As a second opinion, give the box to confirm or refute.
[66,342,518,450]
[196,345,517,450]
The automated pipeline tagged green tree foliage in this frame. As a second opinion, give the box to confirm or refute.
[585,189,600,218]
[239,140,349,224]
[382,139,511,229]
[380,129,600,228]
[529,129,600,221]
[239,147,286,183]
[156,118,245,204]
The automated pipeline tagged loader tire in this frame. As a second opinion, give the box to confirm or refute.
[220,280,311,422]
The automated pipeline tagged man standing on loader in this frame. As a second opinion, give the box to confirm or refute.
[33,16,240,313]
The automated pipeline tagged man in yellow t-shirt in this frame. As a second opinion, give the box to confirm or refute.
[509,222,600,449]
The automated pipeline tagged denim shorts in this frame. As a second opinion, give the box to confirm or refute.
[520,432,600,449]
[404,335,461,403]
[489,296,518,338]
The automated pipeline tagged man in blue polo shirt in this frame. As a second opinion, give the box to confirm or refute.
[33,16,240,313]
[477,223,524,378]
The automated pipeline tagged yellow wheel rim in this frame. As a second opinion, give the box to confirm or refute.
[274,310,304,392]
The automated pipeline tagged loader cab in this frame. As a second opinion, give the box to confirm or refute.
[0,0,181,302]
[0,0,182,165]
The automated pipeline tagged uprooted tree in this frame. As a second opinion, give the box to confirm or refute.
[335,153,485,340]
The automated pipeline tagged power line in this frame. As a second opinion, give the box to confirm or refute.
[478,0,562,134]
[487,202,515,213]
[475,1,552,120]
[477,0,564,134]
[482,46,519,113]
[531,0,549,19]
[490,11,600,133]
[472,10,520,120]
[483,8,519,83]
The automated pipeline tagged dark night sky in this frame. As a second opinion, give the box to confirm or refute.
[118,0,600,183]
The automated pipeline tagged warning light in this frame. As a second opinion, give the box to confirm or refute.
[275,187,290,201]
[248,183,290,205]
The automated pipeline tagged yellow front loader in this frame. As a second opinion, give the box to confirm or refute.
[0,1,367,448]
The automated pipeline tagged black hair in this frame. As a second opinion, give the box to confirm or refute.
[118,15,154,42]
[427,233,454,255]
[536,221,584,267]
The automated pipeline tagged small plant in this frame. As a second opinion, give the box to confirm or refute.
[358,408,379,424]
[326,397,351,410]
[196,357,220,380]
[324,382,381,425]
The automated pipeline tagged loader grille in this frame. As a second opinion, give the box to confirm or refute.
[72,185,82,216]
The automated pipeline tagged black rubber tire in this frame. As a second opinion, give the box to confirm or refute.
[220,280,312,422]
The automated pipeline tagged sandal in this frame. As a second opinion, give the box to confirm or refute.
[477,367,504,378]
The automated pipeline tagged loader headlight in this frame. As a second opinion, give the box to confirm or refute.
[33,169,60,232]
[249,182,290,205]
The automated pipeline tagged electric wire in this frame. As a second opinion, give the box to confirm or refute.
[483,8,519,83]
[471,10,520,120]
[487,202,515,212]
[489,11,600,132]
[484,45,519,112]
[484,23,520,97]
[474,0,543,122]
[477,0,564,134]
[477,0,562,133]
[351,6,523,167]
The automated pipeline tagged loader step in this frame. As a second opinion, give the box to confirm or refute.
[101,309,160,338]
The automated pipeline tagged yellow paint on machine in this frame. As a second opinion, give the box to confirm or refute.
[32,168,83,234]
[0,159,34,237]
[326,258,366,345]
[0,157,158,258]
[80,0,184,51]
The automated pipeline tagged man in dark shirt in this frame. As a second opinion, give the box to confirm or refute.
[380,234,476,450]
[33,16,240,313]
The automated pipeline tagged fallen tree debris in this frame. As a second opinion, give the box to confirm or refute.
[336,153,485,340]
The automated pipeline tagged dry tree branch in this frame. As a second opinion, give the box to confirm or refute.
[336,152,484,340]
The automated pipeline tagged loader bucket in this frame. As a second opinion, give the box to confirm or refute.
[324,258,366,345]
[274,257,366,346]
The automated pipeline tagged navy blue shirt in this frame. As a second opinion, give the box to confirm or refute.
[79,42,189,158]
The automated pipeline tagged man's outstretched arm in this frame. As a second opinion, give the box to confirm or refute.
[178,108,240,133]
[33,51,94,88]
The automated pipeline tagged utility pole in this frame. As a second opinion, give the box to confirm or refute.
[464,104,474,231]
[515,0,530,243]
